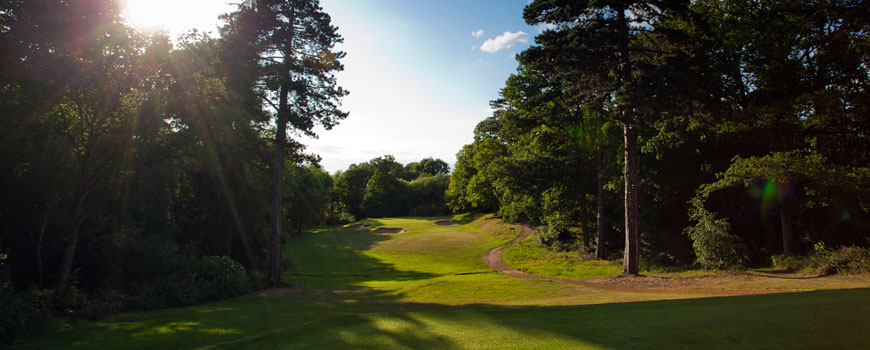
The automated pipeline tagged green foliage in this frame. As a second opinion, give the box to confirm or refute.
[332,163,374,219]
[194,256,252,300]
[693,152,870,259]
[362,155,409,218]
[685,199,748,269]
[814,247,870,275]
[332,156,451,218]
[0,284,48,344]
[535,222,578,252]
[403,157,450,180]
[773,246,870,276]
[770,254,808,272]
[407,174,450,216]
[286,165,334,231]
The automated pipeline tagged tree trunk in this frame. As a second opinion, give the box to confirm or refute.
[596,115,606,260]
[579,197,590,252]
[616,8,639,276]
[268,82,290,285]
[780,201,795,256]
[622,122,640,276]
[225,228,233,257]
[55,196,87,301]
[37,213,48,286]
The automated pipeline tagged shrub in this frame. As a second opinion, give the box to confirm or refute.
[685,201,748,269]
[194,256,251,300]
[771,246,870,275]
[771,254,808,271]
[814,246,870,275]
[0,283,48,344]
[536,220,579,252]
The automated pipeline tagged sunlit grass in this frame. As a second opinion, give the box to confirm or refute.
[14,214,870,349]
[502,236,623,279]
[17,288,870,349]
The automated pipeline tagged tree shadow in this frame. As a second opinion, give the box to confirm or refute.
[746,269,827,280]
[283,221,437,283]
[451,213,485,225]
[16,282,870,349]
[15,215,870,349]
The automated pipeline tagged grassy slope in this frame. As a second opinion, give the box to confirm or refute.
[502,236,623,279]
[14,214,870,349]
[503,233,870,291]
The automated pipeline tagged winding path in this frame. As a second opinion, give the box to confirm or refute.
[483,224,807,296]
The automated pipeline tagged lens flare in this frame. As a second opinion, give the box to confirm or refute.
[749,177,794,212]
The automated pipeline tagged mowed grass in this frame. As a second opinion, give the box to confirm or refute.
[14,214,870,349]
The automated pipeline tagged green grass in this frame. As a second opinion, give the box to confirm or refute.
[502,236,623,279]
[14,214,870,349]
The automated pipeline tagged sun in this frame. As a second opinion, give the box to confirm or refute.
[123,0,237,37]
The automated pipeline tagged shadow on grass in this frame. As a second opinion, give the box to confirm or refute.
[283,220,437,283]
[746,269,827,279]
[17,287,870,349]
[16,214,870,349]
[452,213,485,225]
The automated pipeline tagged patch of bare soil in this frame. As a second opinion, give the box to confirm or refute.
[346,224,371,231]
[435,219,457,226]
[373,227,406,234]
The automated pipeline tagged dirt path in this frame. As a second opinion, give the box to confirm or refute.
[483,224,807,296]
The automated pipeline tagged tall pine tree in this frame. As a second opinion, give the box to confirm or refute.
[225,0,348,284]
[521,0,688,275]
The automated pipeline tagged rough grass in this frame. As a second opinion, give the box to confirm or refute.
[502,232,870,291]
[13,214,870,349]
[502,236,622,279]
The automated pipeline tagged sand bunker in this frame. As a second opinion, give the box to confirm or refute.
[373,227,406,234]
[435,220,457,226]
[346,224,371,231]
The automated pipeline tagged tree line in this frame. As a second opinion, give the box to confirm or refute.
[447,0,869,273]
[0,0,367,340]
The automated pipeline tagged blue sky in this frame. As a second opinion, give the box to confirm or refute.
[124,0,539,173]
[309,0,538,173]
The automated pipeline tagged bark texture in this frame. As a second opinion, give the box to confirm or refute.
[622,122,640,275]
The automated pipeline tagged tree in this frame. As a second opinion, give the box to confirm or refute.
[226,0,348,284]
[407,174,450,216]
[521,0,689,275]
[286,165,333,232]
[0,0,165,299]
[333,162,374,219]
[683,0,870,257]
[362,155,407,218]
[403,157,450,180]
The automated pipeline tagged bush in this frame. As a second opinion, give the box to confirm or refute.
[771,245,870,275]
[536,221,579,252]
[194,256,251,300]
[124,256,251,310]
[685,203,748,269]
[0,284,48,344]
[814,246,870,275]
[771,254,808,271]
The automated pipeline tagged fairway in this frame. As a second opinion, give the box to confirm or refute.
[14,215,870,349]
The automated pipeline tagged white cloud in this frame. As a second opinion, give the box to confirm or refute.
[472,29,485,38]
[480,31,529,53]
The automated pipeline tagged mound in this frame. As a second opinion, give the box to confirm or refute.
[346,224,371,231]
[435,219,457,226]
[373,227,406,234]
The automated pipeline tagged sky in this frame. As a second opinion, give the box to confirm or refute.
[123,0,539,173]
